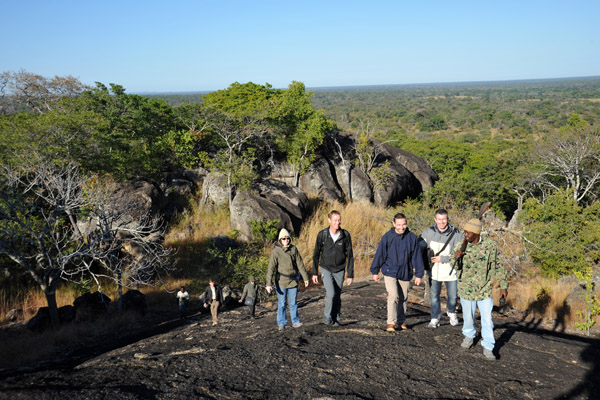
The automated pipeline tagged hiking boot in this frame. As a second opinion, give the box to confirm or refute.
[461,336,474,349]
[448,312,459,326]
[428,319,440,328]
[292,322,303,328]
[386,324,396,332]
[278,325,285,331]
[483,348,496,360]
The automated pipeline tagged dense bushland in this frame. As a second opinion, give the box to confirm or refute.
[1,71,599,336]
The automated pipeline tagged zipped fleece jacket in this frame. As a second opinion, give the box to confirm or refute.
[419,224,464,281]
[312,228,354,278]
[266,244,309,289]
[458,236,508,301]
[370,228,425,281]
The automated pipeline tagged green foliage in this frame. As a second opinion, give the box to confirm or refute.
[520,190,600,277]
[574,268,600,336]
[249,219,280,245]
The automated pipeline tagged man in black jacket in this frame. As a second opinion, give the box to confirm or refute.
[203,279,224,325]
[312,210,354,326]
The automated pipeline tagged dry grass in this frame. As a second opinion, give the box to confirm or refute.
[1,285,80,324]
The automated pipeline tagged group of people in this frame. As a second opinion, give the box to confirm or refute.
[177,208,509,361]
[176,278,227,325]
[267,209,509,361]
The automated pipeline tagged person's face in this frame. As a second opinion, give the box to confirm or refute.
[393,218,407,234]
[329,214,341,232]
[434,213,448,232]
[464,230,478,243]
[280,237,291,245]
[209,281,215,287]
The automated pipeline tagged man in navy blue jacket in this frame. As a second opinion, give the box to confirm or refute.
[370,213,424,332]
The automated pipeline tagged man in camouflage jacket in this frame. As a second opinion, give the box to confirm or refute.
[455,219,508,360]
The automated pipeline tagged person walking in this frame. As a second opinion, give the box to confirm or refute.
[266,229,310,331]
[455,218,509,361]
[239,276,258,319]
[420,209,464,328]
[203,279,224,326]
[176,286,190,319]
[312,210,354,326]
[370,213,424,331]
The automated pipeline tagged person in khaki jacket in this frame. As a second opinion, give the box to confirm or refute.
[266,229,310,331]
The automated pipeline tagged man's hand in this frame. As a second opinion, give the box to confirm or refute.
[266,286,272,294]
[431,255,441,264]
[346,278,353,286]
[304,280,310,288]
[312,275,319,285]
[372,274,380,282]
[414,277,423,286]
[455,249,465,259]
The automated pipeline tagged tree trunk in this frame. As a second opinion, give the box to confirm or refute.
[44,288,60,329]
[117,271,123,313]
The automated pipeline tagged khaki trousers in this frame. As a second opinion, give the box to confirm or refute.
[211,301,220,323]
[384,276,410,325]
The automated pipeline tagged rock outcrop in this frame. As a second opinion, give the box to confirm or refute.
[230,178,310,241]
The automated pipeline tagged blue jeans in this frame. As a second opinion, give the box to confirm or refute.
[276,285,299,326]
[461,297,495,350]
[430,279,457,320]
[321,269,345,323]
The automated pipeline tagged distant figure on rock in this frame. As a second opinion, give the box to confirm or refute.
[239,275,258,319]
[176,286,190,319]
[370,213,424,332]
[312,210,354,326]
[419,209,464,328]
[266,229,310,331]
[454,219,508,361]
[203,279,224,326]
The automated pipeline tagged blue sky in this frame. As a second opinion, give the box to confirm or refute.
[1,0,599,93]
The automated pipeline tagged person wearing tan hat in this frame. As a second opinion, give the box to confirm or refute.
[266,228,310,331]
[455,218,508,361]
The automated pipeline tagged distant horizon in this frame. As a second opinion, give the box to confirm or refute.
[136,74,600,95]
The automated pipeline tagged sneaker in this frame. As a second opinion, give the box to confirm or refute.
[448,312,459,326]
[332,321,340,327]
[323,319,333,325]
[386,324,396,332]
[428,319,440,328]
[461,336,474,349]
[483,348,496,360]
[398,323,408,330]
[278,325,285,331]
[292,322,303,328]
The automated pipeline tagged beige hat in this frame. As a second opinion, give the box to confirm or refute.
[463,218,482,234]
[278,228,291,241]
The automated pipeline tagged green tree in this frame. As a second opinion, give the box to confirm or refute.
[519,190,600,277]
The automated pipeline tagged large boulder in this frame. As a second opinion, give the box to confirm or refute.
[74,291,111,322]
[298,158,344,202]
[333,164,372,203]
[230,179,309,241]
[373,162,423,206]
[26,305,76,332]
[375,140,438,190]
[201,172,230,207]
[121,289,147,315]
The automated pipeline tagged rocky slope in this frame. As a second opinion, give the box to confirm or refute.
[1,281,598,399]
